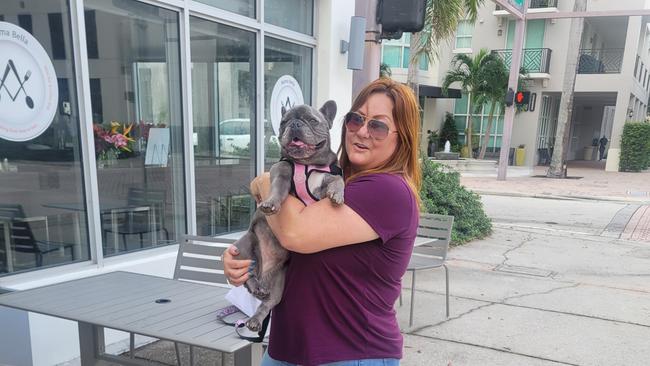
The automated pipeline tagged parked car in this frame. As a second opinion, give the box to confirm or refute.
[218,118,279,157]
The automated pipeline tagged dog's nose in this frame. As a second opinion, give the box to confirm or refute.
[290,120,302,129]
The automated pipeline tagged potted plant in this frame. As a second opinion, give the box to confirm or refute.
[515,144,526,166]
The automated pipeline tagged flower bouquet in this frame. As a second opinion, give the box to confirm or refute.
[93,121,135,166]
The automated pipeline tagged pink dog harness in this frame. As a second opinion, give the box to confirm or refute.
[281,158,343,206]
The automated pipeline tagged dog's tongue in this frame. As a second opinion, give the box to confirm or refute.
[289,139,307,147]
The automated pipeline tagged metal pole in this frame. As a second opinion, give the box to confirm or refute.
[352,0,381,99]
[497,18,526,180]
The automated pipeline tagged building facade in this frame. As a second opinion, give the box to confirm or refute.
[411,0,650,171]
[0,0,355,364]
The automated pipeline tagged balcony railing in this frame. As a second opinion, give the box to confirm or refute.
[530,0,558,8]
[495,0,557,11]
[578,49,624,74]
[492,48,552,74]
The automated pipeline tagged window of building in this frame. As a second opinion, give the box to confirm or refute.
[265,0,314,35]
[455,20,474,50]
[195,0,255,18]
[85,0,186,256]
[264,37,313,170]
[0,0,89,275]
[381,33,428,71]
[190,16,257,236]
[453,93,505,152]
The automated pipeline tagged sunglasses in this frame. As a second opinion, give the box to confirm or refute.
[344,111,395,140]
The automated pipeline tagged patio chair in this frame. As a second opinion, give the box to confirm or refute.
[0,204,75,270]
[102,188,169,251]
[401,213,454,327]
[127,235,235,366]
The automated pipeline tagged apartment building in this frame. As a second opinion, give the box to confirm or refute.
[386,0,650,171]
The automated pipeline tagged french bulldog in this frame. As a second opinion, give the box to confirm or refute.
[232,100,344,333]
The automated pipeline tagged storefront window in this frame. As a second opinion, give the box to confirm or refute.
[84,0,185,256]
[265,0,313,35]
[190,17,256,236]
[264,37,312,170]
[194,0,255,18]
[0,0,89,275]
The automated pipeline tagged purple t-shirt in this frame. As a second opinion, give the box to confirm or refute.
[268,173,419,366]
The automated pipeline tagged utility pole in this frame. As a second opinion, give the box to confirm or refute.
[352,0,381,99]
[497,17,526,180]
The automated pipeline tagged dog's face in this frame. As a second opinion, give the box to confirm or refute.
[278,100,337,164]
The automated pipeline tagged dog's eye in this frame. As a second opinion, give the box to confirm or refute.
[310,119,319,125]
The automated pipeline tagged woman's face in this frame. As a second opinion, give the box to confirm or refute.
[345,93,398,172]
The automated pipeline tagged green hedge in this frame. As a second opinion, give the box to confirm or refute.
[620,122,650,172]
[420,159,492,246]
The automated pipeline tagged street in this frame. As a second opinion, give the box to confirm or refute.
[400,195,650,366]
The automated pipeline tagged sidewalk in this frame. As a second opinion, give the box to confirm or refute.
[459,161,650,203]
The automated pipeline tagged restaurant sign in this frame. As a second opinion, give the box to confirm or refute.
[0,21,58,142]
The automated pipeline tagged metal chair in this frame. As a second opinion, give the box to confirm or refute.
[0,204,75,271]
[402,213,454,327]
[103,188,169,251]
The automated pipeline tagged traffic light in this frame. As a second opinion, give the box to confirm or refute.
[515,91,530,107]
[377,0,426,34]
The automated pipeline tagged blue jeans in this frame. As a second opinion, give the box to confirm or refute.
[261,352,400,366]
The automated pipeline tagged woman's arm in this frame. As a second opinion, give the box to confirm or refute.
[251,174,379,254]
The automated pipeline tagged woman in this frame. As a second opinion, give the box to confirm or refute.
[224,78,421,366]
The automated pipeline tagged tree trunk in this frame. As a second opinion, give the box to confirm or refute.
[407,32,421,104]
[466,93,473,157]
[479,101,496,159]
[547,0,587,178]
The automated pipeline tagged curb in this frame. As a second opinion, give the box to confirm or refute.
[469,190,650,204]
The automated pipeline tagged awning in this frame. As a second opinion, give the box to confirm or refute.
[419,85,462,99]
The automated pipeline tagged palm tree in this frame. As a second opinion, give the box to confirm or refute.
[407,0,484,92]
[472,55,509,159]
[547,0,588,178]
[442,49,494,155]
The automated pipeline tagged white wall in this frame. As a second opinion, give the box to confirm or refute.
[316,0,355,153]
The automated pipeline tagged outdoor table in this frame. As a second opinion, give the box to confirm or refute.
[0,271,262,366]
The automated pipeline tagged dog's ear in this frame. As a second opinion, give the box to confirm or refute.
[319,100,337,128]
[281,106,287,118]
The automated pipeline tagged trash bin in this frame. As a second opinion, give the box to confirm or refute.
[515,147,526,166]
[583,146,596,160]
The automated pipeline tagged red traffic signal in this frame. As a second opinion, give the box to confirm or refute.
[515,91,530,106]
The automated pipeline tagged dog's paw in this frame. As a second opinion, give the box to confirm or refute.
[327,189,344,205]
[252,286,270,300]
[246,317,262,332]
[259,199,280,215]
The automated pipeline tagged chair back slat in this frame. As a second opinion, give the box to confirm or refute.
[176,269,229,287]
[174,235,234,287]
[179,256,223,271]
[413,213,454,260]
[0,204,38,254]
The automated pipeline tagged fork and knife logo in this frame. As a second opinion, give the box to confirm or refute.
[0,59,35,109]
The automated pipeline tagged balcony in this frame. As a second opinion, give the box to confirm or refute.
[494,0,558,16]
[492,48,552,77]
[578,49,624,74]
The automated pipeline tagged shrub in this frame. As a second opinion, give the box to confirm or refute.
[419,159,492,246]
[620,122,650,172]
[438,112,460,152]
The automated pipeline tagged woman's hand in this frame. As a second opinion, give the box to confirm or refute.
[223,246,253,286]
[250,172,271,203]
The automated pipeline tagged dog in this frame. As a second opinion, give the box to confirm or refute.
[232,100,344,333]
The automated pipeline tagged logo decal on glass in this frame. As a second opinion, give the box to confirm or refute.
[1,59,35,109]
[270,75,304,136]
[0,21,58,142]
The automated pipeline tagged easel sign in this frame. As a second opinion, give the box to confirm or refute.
[145,128,170,167]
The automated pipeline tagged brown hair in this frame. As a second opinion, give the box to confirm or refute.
[339,78,421,205]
